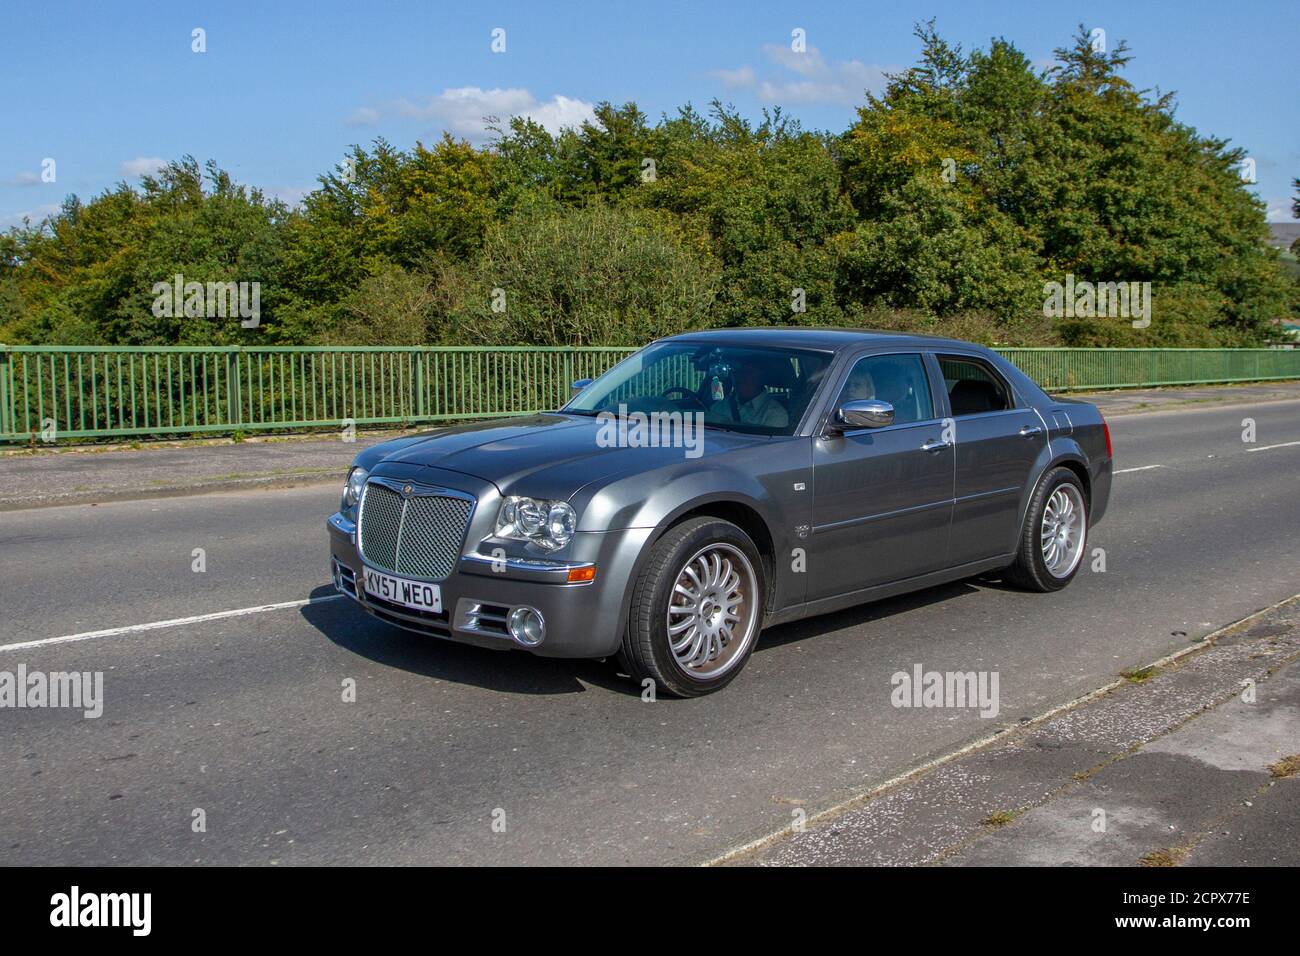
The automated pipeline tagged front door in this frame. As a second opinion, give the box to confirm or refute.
[809,352,954,600]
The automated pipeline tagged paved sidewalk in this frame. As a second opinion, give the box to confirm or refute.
[1,380,1298,510]
[724,597,1300,866]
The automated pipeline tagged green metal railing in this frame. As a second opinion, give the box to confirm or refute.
[998,347,1300,391]
[0,345,632,443]
[1,344,1297,444]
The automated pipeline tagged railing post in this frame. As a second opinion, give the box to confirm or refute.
[226,347,242,427]
[415,351,426,421]
[0,345,11,439]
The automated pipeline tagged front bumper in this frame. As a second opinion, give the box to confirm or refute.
[327,510,652,659]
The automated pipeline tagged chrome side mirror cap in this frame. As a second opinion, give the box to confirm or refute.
[569,378,593,399]
[835,399,894,430]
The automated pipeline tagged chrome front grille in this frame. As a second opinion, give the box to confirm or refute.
[358,482,474,580]
[359,484,404,569]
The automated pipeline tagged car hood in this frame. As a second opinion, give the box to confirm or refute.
[366,413,768,499]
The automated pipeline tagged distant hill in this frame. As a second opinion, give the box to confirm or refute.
[1267,223,1300,249]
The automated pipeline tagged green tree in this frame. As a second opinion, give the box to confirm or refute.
[3,158,289,344]
[635,103,855,327]
[837,23,1042,324]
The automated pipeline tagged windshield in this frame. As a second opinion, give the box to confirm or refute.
[562,341,833,437]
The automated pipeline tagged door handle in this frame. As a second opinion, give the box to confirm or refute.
[921,438,952,453]
[1018,425,1043,438]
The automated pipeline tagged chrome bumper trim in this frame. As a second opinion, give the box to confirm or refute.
[458,552,595,584]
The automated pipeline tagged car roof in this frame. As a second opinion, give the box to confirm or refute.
[658,327,987,353]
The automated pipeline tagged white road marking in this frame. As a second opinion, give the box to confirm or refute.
[1116,444,1300,472]
[0,595,345,654]
[1247,440,1300,453]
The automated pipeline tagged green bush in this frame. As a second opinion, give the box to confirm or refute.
[437,203,721,346]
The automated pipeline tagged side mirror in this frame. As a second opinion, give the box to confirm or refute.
[570,378,593,399]
[834,399,894,431]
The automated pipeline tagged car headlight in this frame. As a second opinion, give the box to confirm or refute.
[496,497,577,550]
[343,466,368,510]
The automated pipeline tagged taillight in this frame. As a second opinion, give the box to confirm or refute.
[1102,418,1113,459]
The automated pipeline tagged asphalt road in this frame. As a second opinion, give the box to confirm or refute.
[1,400,1298,865]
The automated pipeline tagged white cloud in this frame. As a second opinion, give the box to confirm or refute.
[515,94,598,135]
[346,106,380,127]
[763,44,828,78]
[351,87,597,140]
[1265,197,1298,222]
[0,203,60,228]
[757,44,889,105]
[711,65,756,89]
[713,45,892,106]
[120,157,166,178]
[269,185,310,208]
[9,171,41,187]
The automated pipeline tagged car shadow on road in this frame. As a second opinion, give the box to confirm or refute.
[301,576,995,696]
[755,579,986,652]
[300,585,634,697]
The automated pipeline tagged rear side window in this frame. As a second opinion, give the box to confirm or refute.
[938,355,1014,416]
[835,353,934,425]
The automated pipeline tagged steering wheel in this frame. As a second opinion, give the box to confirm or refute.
[660,386,707,410]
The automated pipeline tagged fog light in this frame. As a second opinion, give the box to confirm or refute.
[507,606,545,647]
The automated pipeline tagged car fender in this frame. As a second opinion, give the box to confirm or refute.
[1019,438,1092,534]
[579,463,797,632]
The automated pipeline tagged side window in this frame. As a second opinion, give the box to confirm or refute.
[835,353,934,426]
[938,355,1013,416]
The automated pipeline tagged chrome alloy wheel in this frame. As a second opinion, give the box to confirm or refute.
[665,543,760,679]
[1040,483,1086,579]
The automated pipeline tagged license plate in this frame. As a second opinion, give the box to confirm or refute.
[362,567,442,613]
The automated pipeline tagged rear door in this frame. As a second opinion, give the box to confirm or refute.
[935,353,1047,566]
[809,351,954,599]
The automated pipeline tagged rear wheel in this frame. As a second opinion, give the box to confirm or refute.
[1004,467,1088,592]
[620,517,764,697]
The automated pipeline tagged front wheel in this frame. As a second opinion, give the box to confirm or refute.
[1004,466,1089,592]
[620,517,764,697]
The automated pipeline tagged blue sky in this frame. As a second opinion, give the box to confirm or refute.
[2,0,1296,227]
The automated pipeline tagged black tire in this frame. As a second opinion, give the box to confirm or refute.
[620,517,765,698]
[1004,466,1089,592]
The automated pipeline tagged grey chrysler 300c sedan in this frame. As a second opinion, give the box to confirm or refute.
[327,329,1113,696]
